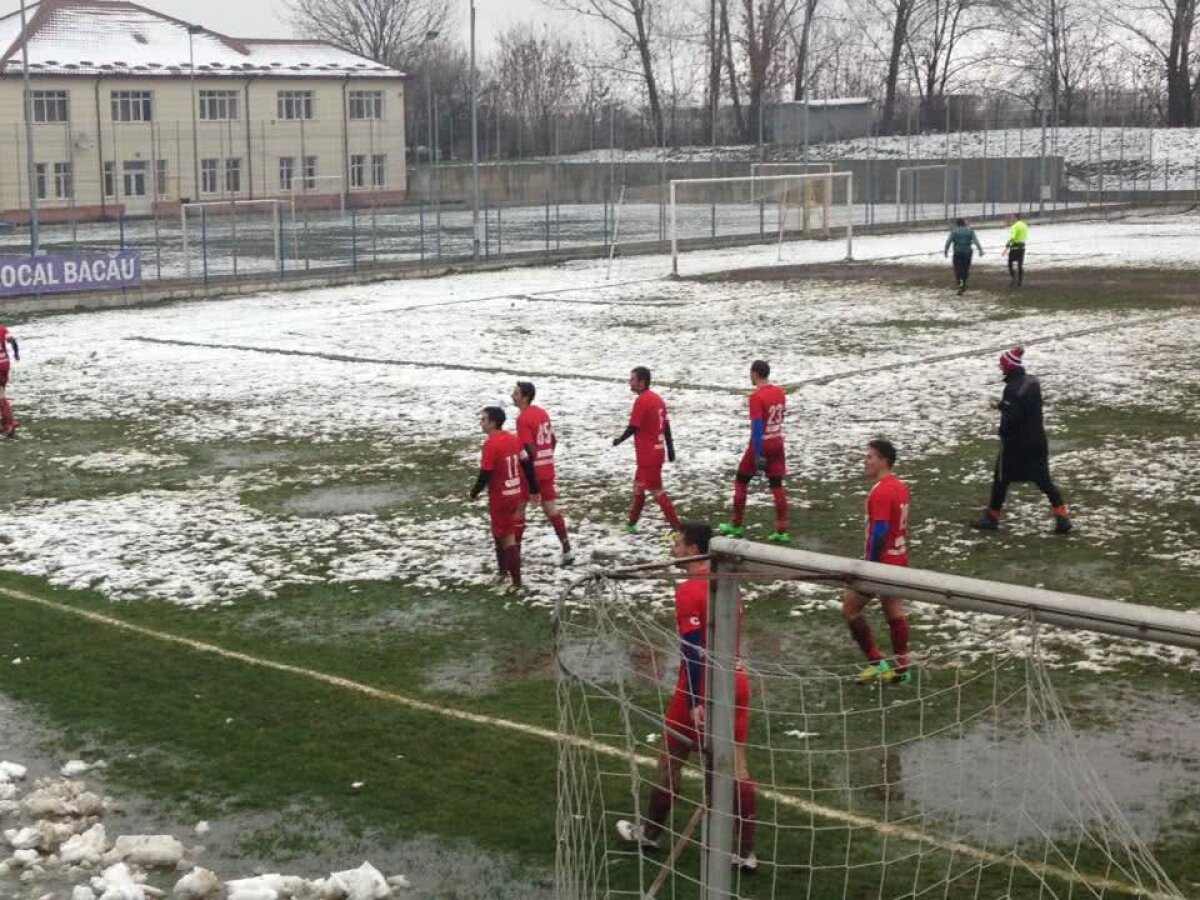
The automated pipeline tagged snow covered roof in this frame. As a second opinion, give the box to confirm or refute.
[0,0,404,79]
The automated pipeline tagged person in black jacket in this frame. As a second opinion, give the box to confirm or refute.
[974,348,1072,534]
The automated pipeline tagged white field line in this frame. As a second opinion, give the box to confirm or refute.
[0,585,1178,900]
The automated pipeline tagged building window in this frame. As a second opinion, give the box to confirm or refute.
[225,158,242,193]
[201,158,218,193]
[199,90,240,121]
[302,155,318,189]
[111,90,153,122]
[34,163,46,200]
[53,162,72,199]
[279,156,295,191]
[103,161,115,197]
[30,90,68,123]
[371,154,386,187]
[123,160,147,196]
[277,90,314,120]
[156,159,168,196]
[349,154,366,188]
[348,90,382,120]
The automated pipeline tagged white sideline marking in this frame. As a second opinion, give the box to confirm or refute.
[0,585,1178,900]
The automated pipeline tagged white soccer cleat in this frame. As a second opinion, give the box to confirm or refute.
[560,550,576,567]
[615,819,659,850]
[733,851,758,873]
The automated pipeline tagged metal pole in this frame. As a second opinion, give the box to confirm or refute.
[469,0,480,260]
[189,25,202,201]
[701,559,737,900]
[19,0,39,255]
[669,180,678,276]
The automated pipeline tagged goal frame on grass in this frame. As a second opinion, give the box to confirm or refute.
[895,164,962,223]
[669,171,854,276]
[181,200,283,279]
[555,536,1200,900]
[286,174,347,217]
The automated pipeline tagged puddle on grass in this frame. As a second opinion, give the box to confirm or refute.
[899,694,1200,845]
[422,654,498,697]
[209,447,299,470]
[280,484,416,517]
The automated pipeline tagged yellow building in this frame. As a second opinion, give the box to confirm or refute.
[0,0,406,222]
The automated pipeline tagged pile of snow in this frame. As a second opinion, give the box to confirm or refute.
[0,760,411,899]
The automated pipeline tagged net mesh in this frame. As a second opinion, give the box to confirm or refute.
[554,569,1184,900]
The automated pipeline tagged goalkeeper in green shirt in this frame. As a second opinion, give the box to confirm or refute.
[1005,215,1029,287]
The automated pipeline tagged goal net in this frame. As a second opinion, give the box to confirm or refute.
[668,172,853,276]
[895,164,962,224]
[181,200,283,279]
[555,540,1195,900]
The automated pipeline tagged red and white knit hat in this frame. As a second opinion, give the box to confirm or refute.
[999,347,1025,373]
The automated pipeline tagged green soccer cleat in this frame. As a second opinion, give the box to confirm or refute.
[766,531,791,544]
[620,523,638,535]
[856,660,892,685]
[881,665,911,684]
[717,523,746,538]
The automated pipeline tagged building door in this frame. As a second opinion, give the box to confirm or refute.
[122,161,151,215]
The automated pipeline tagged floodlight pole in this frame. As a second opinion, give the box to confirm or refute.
[188,24,203,202]
[19,0,39,256]
[470,0,480,261]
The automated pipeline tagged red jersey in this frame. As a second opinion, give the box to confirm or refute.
[0,327,11,364]
[748,383,786,451]
[629,390,669,465]
[516,405,555,478]
[865,473,911,566]
[674,576,743,695]
[480,430,528,505]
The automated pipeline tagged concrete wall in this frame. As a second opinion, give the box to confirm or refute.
[767,102,876,144]
[0,74,406,221]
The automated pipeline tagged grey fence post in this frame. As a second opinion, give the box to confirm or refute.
[701,559,737,900]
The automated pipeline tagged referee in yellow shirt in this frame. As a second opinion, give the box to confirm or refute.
[1005,215,1029,287]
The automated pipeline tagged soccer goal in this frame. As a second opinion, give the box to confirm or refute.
[181,200,283,279]
[555,538,1198,900]
[748,161,836,200]
[668,172,853,276]
[895,164,962,223]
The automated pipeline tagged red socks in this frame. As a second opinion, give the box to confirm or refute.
[645,784,675,840]
[888,617,910,670]
[736,779,757,855]
[848,616,882,662]
[502,544,522,587]
[549,513,570,552]
[771,487,789,533]
[656,492,682,530]
[628,488,647,525]
[732,481,748,527]
[0,399,12,432]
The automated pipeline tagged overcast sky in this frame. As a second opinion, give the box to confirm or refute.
[140,0,582,54]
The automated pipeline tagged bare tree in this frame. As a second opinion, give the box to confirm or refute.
[545,0,669,142]
[863,0,918,132]
[1106,0,1197,125]
[792,0,821,99]
[728,0,800,139]
[496,25,580,155]
[904,0,990,128]
[287,0,451,68]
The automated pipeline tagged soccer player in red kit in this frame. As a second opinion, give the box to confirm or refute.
[843,439,913,684]
[719,359,789,543]
[512,381,573,565]
[0,324,21,438]
[612,366,681,533]
[470,406,537,590]
[615,523,758,873]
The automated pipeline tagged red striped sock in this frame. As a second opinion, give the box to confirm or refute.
[732,481,748,527]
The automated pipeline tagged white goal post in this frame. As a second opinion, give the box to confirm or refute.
[181,200,283,279]
[895,164,962,222]
[669,171,854,276]
[286,174,347,216]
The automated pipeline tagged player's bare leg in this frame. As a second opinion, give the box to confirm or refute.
[650,490,682,532]
[880,595,911,678]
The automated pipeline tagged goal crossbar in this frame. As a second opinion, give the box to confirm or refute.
[711,536,1200,650]
[669,171,854,276]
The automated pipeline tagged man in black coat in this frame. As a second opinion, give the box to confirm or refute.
[975,347,1072,534]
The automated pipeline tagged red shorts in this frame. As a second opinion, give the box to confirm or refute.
[634,462,664,492]
[737,445,786,480]
[0,363,9,388]
[664,669,751,753]
[531,468,557,502]
[488,497,524,539]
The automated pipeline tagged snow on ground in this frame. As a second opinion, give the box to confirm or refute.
[0,215,1197,669]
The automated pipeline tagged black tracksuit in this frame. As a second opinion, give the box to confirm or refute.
[988,369,1066,511]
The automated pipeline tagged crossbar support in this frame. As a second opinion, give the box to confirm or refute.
[710,537,1200,651]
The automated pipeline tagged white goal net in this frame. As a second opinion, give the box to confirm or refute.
[181,200,283,279]
[668,172,853,276]
[555,540,1195,900]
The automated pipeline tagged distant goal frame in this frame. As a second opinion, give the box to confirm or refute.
[668,171,854,276]
[895,163,962,223]
[180,199,284,279]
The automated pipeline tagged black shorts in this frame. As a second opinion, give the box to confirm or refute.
[1008,244,1026,262]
